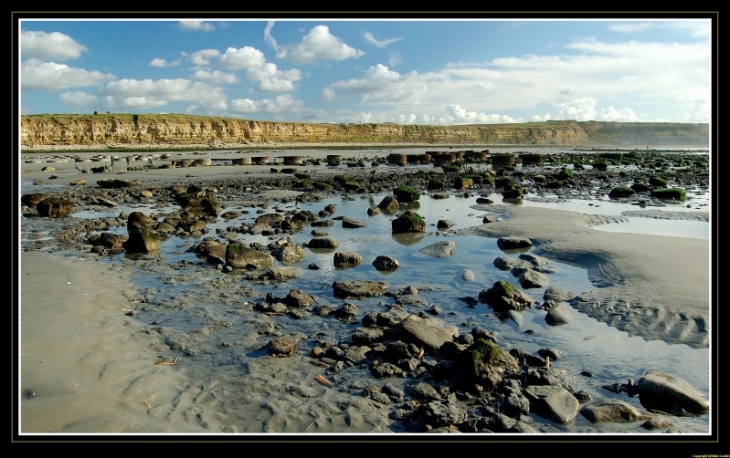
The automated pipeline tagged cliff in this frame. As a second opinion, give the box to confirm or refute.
[19,114,710,150]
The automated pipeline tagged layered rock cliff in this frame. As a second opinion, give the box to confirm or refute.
[20,114,710,149]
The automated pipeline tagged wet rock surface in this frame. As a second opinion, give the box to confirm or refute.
[19,151,711,434]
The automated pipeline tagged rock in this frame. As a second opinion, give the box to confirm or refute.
[461,269,475,282]
[274,244,306,263]
[226,243,274,270]
[267,336,299,357]
[372,255,400,271]
[517,268,550,288]
[285,289,315,308]
[396,314,459,352]
[437,219,454,229]
[543,286,576,302]
[342,217,368,228]
[377,195,399,214]
[519,252,550,267]
[391,210,426,233]
[333,280,388,299]
[524,385,580,425]
[496,237,533,250]
[493,256,532,271]
[307,237,339,249]
[580,399,652,423]
[124,228,161,253]
[418,240,456,258]
[479,280,533,313]
[334,251,363,268]
[36,197,73,218]
[545,302,573,325]
[637,370,709,415]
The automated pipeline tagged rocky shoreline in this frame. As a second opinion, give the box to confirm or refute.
[19,149,712,434]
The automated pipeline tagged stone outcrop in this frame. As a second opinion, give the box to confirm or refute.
[20,114,710,149]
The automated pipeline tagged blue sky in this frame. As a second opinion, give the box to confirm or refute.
[17,15,714,125]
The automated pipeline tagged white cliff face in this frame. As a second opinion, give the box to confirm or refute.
[20,114,709,149]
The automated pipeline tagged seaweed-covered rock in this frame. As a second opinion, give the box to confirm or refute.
[479,280,533,313]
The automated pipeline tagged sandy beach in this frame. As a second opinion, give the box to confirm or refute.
[16,148,715,437]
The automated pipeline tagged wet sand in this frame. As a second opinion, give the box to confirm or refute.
[17,149,714,436]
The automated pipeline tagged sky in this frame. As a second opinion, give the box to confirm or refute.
[16,14,715,126]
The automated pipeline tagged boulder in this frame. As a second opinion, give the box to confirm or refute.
[418,240,456,258]
[637,370,709,415]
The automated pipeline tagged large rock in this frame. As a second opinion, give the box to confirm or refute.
[418,240,456,258]
[307,237,339,249]
[580,399,652,423]
[36,197,73,218]
[275,244,306,263]
[226,243,274,270]
[333,280,388,299]
[524,385,580,425]
[377,196,399,214]
[545,302,573,325]
[396,314,459,352]
[637,370,709,415]
[372,255,400,271]
[391,210,426,234]
[334,251,363,268]
[127,211,156,233]
[496,237,533,251]
[124,228,161,253]
[479,280,533,313]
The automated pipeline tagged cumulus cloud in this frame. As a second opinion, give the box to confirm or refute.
[177,21,215,32]
[149,58,180,68]
[245,63,300,92]
[363,31,403,48]
[59,91,98,108]
[21,58,116,90]
[101,78,227,110]
[325,64,424,104]
[191,69,239,85]
[186,49,221,66]
[597,105,639,121]
[555,97,597,121]
[229,94,305,114]
[218,46,266,70]
[21,30,87,60]
[276,25,365,64]
[438,104,519,125]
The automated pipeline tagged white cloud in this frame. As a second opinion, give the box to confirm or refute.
[264,21,278,52]
[21,30,87,60]
[320,87,336,102]
[555,97,597,121]
[325,64,424,104]
[245,63,300,92]
[177,21,215,32]
[363,31,403,48]
[186,49,221,66]
[102,78,227,110]
[59,91,97,108]
[218,46,266,70]
[531,113,552,121]
[21,58,115,90]
[149,58,180,68]
[276,25,365,64]
[597,106,639,121]
[191,69,239,85]
[609,22,653,33]
[229,94,305,114]
[438,104,519,125]
[389,52,402,68]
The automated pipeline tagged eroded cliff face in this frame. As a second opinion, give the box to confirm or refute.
[20,114,710,148]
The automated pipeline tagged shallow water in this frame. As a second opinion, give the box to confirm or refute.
[61,190,712,435]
